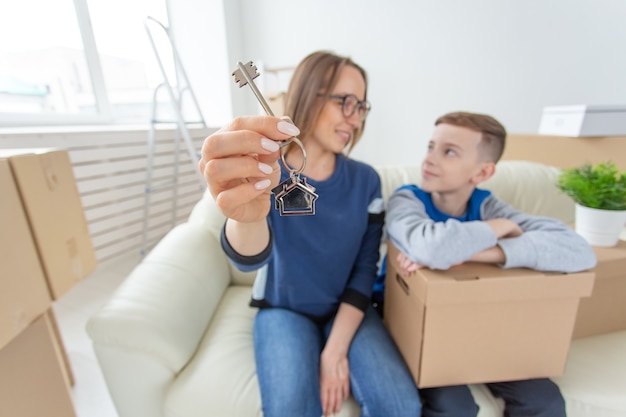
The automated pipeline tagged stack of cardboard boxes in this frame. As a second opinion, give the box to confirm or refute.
[0,149,97,417]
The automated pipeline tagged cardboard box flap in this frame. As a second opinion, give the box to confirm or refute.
[424,266,593,305]
[4,149,97,299]
[0,148,59,158]
[0,313,77,417]
[387,244,594,305]
[0,160,51,349]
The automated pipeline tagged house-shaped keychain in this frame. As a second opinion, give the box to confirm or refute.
[272,176,318,216]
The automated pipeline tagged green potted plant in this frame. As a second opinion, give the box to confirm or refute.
[557,161,626,247]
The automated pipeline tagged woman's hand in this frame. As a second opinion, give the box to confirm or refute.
[198,116,299,223]
[319,303,364,416]
[320,350,350,416]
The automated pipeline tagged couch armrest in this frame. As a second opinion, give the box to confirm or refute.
[87,221,231,373]
[92,345,176,417]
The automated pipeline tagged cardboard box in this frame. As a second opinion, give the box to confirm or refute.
[383,242,595,388]
[0,159,51,350]
[0,313,77,417]
[539,104,626,137]
[501,133,626,171]
[46,309,75,387]
[572,239,626,339]
[0,149,97,299]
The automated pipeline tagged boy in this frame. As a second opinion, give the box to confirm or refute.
[384,111,597,417]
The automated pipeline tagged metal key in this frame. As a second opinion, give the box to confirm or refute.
[232,61,318,216]
[232,61,276,117]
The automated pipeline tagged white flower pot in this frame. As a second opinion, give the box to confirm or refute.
[575,203,626,247]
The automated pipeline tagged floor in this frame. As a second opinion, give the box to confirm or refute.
[54,251,143,417]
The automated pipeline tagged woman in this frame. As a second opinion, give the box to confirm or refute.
[199,51,421,417]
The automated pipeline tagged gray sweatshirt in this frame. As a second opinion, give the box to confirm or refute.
[386,186,597,272]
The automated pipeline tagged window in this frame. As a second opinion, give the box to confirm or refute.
[0,0,169,126]
[87,0,171,123]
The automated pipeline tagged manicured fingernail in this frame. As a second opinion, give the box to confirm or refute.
[258,162,273,174]
[254,179,271,190]
[277,120,300,136]
[261,137,279,152]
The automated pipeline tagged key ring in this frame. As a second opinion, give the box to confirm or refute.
[279,137,307,176]
[233,60,317,215]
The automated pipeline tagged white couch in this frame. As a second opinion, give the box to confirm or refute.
[87,160,626,417]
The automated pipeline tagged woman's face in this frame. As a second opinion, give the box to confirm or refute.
[309,65,367,155]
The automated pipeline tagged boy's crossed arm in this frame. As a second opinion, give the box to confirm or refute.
[387,191,511,270]
[395,218,521,275]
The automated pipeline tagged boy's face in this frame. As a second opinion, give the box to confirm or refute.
[420,123,491,193]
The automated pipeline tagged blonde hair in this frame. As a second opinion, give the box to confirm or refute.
[283,51,368,154]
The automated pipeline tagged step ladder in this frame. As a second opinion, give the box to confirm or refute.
[141,16,207,255]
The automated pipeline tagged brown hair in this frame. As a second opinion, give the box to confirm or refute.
[435,111,507,162]
[283,50,368,154]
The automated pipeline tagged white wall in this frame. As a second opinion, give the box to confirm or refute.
[166,0,232,126]
[175,0,626,167]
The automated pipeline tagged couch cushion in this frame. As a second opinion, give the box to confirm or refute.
[482,160,574,224]
[554,330,626,416]
[165,286,261,417]
[375,165,422,202]
[165,286,362,417]
[376,161,574,224]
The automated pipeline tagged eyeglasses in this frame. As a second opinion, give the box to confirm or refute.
[326,94,371,121]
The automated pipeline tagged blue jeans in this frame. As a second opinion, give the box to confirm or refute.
[420,379,566,417]
[253,306,422,417]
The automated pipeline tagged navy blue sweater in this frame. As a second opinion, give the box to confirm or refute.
[222,154,384,322]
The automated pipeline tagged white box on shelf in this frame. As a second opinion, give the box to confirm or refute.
[538,105,626,137]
